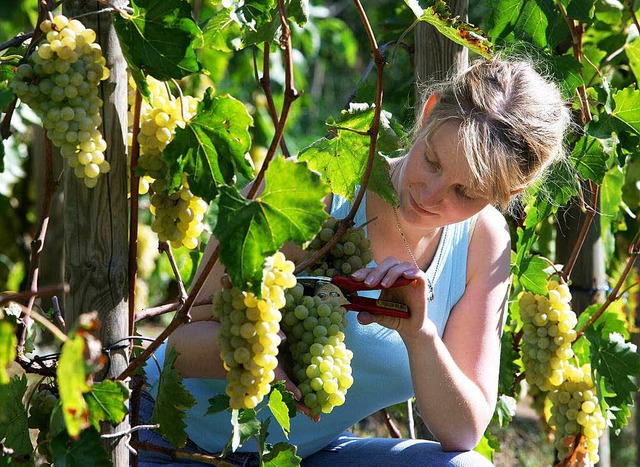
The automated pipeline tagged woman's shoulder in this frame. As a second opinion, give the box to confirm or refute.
[467,206,511,274]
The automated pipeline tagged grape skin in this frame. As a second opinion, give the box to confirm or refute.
[304,217,373,277]
[212,252,296,410]
[547,364,606,465]
[281,283,353,416]
[11,16,110,188]
[518,280,578,392]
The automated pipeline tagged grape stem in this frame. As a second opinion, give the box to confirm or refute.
[294,0,384,275]
[134,297,213,322]
[0,283,69,307]
[130,441,236,466]
[158,241,189,303]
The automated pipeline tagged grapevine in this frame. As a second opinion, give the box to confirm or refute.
[303,217,373,276]
[212,252,297,410]
[281,283,353,416]
[28,386,58,463]
[10,15,110,188]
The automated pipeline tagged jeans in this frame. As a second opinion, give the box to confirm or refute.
[135,392,494,466]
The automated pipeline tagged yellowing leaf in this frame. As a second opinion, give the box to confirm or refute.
[57,334,90,439]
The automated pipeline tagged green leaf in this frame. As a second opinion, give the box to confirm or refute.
[574,303,628,364]
[474,431,498,461]
[57,334,90,439]
[206,394,230,415]
[515,255,549,295]
[268,388,290,437]
[164,91,253,200]
[213,156,330,294]
[50,427,112,467]
[113,0,202,83]
[486,0,568,49]
[152,345,197,448]
[201,8,243,52]
[241,0,309,46]
[263,442,301,466]
[626,38,640,85]
[586,326,640,432]
[494,394,517,427]
[231,408,261,452]
[570,135,608,184]
[600,165,625,261]
[0,375,32,461]
[611,86,640,134]
[566,0,596,24]
[498,328,519,395]
[0,319,16,385]
[85,380,129,431]
[406,0,493,58]
[299,106,397,206]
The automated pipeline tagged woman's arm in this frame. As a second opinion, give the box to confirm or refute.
[408,206,509,450]
[352,206,509,451]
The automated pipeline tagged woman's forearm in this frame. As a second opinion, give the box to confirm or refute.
[168,321,226,379]
[405,335,495,451]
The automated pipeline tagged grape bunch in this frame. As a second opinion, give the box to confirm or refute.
[304,217,373,276]
[149,178,208,250]
[128,75,199,193]
[28,387,58,462]
[547,364,606,465]
[212,252,297,410]
[11,15,110,188]
[281,283,354,416]
[518,279,578,391]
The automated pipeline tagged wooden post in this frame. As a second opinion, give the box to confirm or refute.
[62,2,129,465]
[413,0,469,111]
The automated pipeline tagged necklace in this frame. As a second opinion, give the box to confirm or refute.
[390,160,446,301]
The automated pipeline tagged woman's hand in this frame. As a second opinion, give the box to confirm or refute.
[350,257,438,341]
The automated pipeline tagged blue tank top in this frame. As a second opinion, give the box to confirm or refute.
[144,193,473,458]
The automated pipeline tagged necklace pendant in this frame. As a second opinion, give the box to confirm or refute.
[426,278,435,301]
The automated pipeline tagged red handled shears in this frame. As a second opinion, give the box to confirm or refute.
[296,276,417,318]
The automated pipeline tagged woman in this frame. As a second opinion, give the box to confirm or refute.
[139,58,571,466]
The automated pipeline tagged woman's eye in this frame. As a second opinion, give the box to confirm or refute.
[424,156,439,171]
[456,186,474,200]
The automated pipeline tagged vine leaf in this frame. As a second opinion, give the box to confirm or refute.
[213,156,330,295]
[586,325,640,433]
[570,135,609,184]
[298,105,399,206]
[406,0,493,57]
[164,91,253,202]
[113,0,202,93]
[573,302,628,364]
[231,408,261,452]
[206,394,230,415]
[610,86,640,134]
[50,427,112,467]
[57,336,91,439]
[0,319,16,384]
[263,442,301,466]
[85,380,129,431]
[152,345,197,448]
[0,375,31,461]
[512,255,548,295]
[268,387,291,438]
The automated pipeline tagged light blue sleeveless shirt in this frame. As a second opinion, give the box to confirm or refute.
[144,193,472,458]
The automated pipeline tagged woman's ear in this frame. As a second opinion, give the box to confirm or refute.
[421,93,439,126]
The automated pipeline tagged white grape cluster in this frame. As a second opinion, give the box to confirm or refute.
[128,75,199,194]
[149,178,208,250]
[127,76,206,249]
[304,217,373,276]
[518,280,578,391]
[281,283,353,416]
[11,15,110,188]
[212,252,296,410]
[547,364,606,465]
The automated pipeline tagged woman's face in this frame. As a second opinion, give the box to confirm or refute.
[397,120,491,229]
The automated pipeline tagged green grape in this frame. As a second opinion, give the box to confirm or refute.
[11,15,110,188]
[213,252,296,410]
[518,279,578,392]
[303,217,373,277]
[281,284,353,416]
[547,364,606,465]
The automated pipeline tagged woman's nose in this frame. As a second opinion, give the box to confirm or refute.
[420,179,447,205]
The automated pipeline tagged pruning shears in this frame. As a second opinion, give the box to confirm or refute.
[296,275,417,319]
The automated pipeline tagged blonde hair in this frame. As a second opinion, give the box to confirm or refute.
[415,58,572,211]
